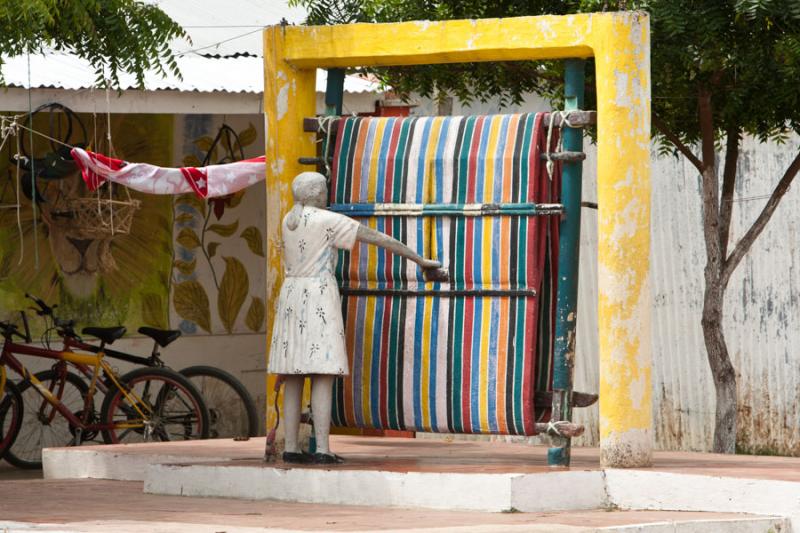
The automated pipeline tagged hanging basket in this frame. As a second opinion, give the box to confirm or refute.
[63,195,141,238]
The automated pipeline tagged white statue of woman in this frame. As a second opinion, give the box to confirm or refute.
[268,171,443,464]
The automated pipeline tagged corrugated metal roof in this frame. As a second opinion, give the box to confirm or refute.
[1,52,379,94]
[1,1,381,95]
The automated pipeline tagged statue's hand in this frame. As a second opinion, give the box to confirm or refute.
[419,258,441,270]
[422,260,449,282]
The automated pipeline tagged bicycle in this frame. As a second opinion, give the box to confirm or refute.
[0,330,24,459]
[24,295,257,439]
[0,309,210,469]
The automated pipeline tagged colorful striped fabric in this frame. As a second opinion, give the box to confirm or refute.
[330,113,561,435]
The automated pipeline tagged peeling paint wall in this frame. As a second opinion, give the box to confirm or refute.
[573,134,800,455]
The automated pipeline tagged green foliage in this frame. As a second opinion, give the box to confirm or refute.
[290,0,800,144]
[0,0,187,88]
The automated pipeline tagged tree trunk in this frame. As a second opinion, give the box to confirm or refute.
[701,279,737,454]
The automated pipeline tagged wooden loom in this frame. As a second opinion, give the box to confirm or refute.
[299,62,596,467]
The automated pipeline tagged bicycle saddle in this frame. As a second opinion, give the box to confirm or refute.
[138,326,182,348]
[82,326,126,344]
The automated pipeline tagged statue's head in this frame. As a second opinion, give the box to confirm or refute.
[291,171,327,209]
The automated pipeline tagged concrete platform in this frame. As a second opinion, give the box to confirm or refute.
[0,478,788,532]
[41,436,800,528]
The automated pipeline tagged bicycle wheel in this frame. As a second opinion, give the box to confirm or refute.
[0,381,24,460]
[100,367,209,444]
[180,366,259,438]
[6,370,89,470]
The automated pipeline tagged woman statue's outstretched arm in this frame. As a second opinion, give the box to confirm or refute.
[356,225,449,281]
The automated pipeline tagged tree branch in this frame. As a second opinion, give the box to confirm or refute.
[719,126,740,258]
[652,113,704,173]
[722,149,800,288]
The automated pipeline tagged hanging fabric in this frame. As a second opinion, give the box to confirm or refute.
[70,147,266,199]
[328,113,562,436]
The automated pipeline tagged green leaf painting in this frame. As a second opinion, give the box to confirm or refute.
[141,292,167,329]
[218,257,249,334]
[175,193,206,216]
[174,258,196,276]
[240,226,265,257]
[208,242,221,258]
[238,123,257,148]
[207,220,239,237]
[176,228,201,249]
[174,280,211,333]
[245,297,265,332]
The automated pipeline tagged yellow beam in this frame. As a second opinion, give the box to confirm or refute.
[263,12,653,467]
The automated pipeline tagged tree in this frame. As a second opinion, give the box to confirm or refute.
[0,0,187,87]
[290,0,800,453]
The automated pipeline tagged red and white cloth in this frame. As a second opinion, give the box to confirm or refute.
[71,148,266,199]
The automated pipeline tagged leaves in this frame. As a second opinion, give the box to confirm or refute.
[175,193,206,216]
[173,281,211,333]
[174,258,196,276]
[175,212,195,224]
[238,123,258,148]
[0,1,188,89]
[208,242,221,258]
[141,292,167,329]
[245,297,266,332]
[176,228,201,249]
[217,257,249,334]
[182,154,202,168]
[207,220,239,237]
[240,226,265,257]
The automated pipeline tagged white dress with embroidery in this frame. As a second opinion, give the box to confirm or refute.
[268,206,359,375]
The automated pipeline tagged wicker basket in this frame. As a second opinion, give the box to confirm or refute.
[63,196,141,238]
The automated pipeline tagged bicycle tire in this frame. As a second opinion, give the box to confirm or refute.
[6,369,89,470]
[0,381,24,460]
[180,365,259,438]
[99,367,210,444]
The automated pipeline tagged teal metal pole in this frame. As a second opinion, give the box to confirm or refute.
[309,68,346,455]
[548,59,585,467]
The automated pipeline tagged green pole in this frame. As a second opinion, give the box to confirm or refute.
[548,59,585,467]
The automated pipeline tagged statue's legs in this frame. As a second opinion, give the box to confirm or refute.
[311,374,334,455]
[282,375,304,454]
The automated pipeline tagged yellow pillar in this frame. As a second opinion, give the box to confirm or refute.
[593,13,653,468]
[263,12,652,467]
[263,26,317,432]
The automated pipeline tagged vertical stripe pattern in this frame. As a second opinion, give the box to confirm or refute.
[331,114,560,435]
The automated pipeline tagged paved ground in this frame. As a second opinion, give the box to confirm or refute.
[46,435,800,481]
[0,474,772,532]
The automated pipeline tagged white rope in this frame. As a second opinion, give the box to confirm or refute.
[316,115,337,179]
[544,110,578,181]
[14,126,24,265]
[547,420,567,437]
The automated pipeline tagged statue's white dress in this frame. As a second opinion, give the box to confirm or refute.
[268,206,359,375]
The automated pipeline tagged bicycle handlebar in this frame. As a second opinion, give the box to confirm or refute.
[25,293,54,317]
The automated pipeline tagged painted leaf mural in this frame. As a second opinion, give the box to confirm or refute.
[245,296,265,332]
[218,256,248,333]
[207,221,239,237]
[238,123,257,148]
[177,228,201,249]
[208,242,221,258]
[174,280,211,333]
[240,226,265,257]
[141,292,168,329]
[174,258,196,276]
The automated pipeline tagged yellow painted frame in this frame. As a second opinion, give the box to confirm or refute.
[263,12,652,467]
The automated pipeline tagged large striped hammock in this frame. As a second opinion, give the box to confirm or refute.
[329,113,561,436]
